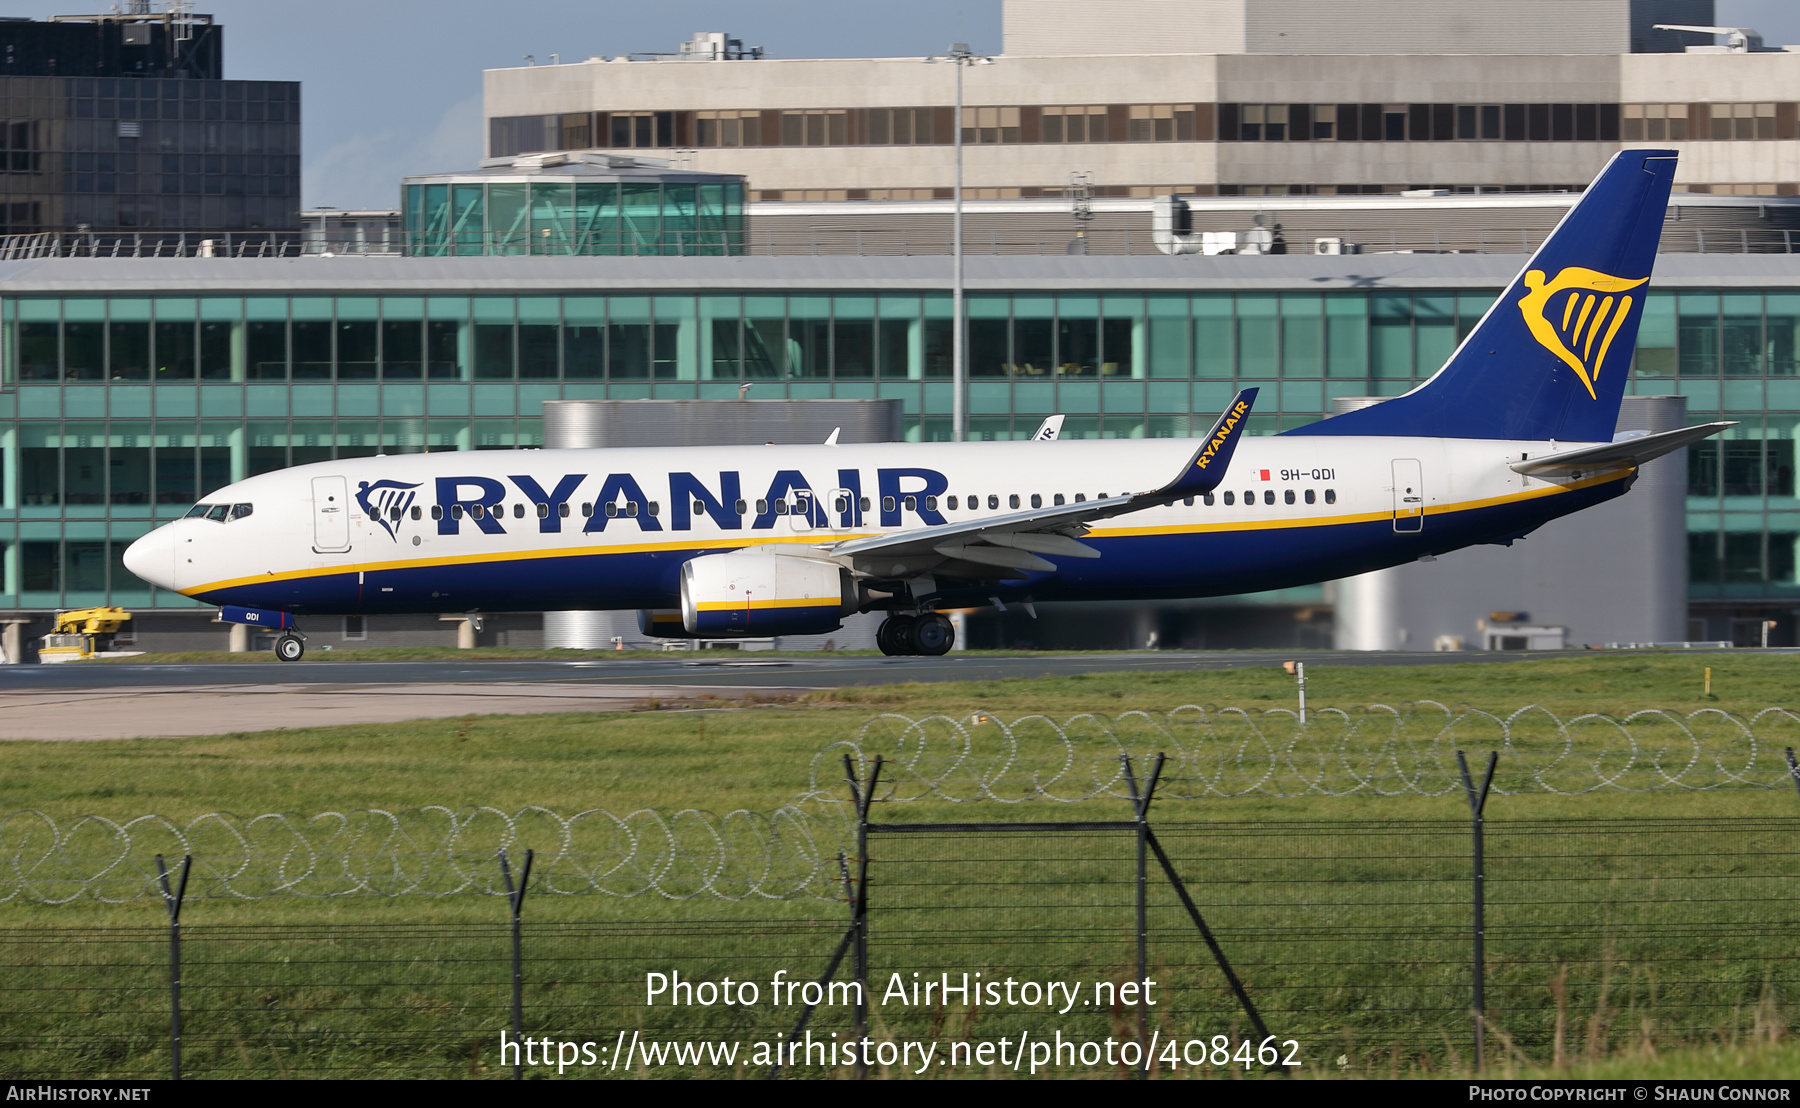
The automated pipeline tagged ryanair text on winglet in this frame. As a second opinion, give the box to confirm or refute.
[1195,399,1250,471]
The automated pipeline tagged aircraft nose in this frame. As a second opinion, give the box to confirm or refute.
[122,526,177,591]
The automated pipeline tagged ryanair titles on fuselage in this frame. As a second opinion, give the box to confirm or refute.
[376,466,959,540]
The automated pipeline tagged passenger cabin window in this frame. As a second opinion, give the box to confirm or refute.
[902,495,916,512]
[431,505,444,520]
[734,499,748,514]
[412,506,423,520]
[1074,493,1086,503]
[859,497,871,511]
[1305,490,1316,504]
[539,503,551,518]
[1030,494,1042,508]
[513,503,525,519]
[558,503,570,517]
[1284,490,1295,505]
[1265,490,1276,505]
[1182,496,1193,506]
[1203,493,1214,505]
[1224,491,1235,505]
[948,496,959,510]
[1055,493,1066,506]
[1325,489,1337,504]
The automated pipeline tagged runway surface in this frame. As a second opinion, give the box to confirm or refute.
[0,681,805,741]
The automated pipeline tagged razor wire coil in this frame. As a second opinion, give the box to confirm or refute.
[6,703,1798,904]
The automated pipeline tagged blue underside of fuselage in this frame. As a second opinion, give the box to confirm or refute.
[193,478,1627,616]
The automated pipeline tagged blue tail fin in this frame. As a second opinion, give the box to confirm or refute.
[1285,149,1677,442]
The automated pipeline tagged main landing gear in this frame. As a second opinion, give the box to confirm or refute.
[877,612,954,657]
[274,633,305,662]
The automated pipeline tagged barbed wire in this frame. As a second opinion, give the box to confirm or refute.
[8,704,1799,904]
[814,703,1800,802]
[0,801,851,905]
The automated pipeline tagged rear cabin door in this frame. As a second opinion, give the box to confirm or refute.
[312,475,352,552]
[1391,459,1424,533]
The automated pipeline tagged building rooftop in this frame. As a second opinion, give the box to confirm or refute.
[0,251,1794,293]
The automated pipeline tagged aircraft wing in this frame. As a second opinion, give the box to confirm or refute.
[829,389,1257,575]
[1509,420,1735,477]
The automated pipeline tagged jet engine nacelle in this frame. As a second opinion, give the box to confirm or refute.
[680,552,855,637]
[637,609,696,639]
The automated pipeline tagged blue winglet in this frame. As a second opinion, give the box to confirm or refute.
[1161,388,1257,499]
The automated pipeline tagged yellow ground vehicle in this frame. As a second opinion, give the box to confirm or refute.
[39,607,141,663]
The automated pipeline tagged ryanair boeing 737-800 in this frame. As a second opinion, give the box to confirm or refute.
[123,149,1729,661]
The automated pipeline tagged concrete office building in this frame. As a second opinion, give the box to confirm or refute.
[482,0,1800,202]
[0,10,300,240]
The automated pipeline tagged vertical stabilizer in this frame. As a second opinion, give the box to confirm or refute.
[1285,149,1678,443]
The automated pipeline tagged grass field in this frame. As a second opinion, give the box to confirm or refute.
[3,650,1797,1079]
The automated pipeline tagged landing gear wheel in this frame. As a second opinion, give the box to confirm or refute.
[910,613,955,656]
[877,615,917,656]
[275,634,305,662]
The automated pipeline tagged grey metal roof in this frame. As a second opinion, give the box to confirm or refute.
[0,251,1792,293]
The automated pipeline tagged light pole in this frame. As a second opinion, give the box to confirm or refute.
[925,42,992,442]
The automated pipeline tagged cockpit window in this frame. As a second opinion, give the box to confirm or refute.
[229,503,254,521]
[205,504,230,522]
[185,504,211,519]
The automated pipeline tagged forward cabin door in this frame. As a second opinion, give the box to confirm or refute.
[1391,459,1424,533]
[312,475,352,552]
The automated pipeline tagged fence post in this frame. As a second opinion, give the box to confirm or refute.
[1121,753,1165,1078]
[1142,806,1283,1074]
[1785,747,1800,800]
[499,848,534,1081]
[767,854,861,1080]
[1456,750,1498,1074]
[154,853,191,1081]
[843,752,883,1080]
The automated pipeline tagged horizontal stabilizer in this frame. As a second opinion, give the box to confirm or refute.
[1510,421,1735,476]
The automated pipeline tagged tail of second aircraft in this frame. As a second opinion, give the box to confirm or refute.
[1286,149,1678,443]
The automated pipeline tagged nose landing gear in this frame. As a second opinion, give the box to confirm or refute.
[876,612,954,657]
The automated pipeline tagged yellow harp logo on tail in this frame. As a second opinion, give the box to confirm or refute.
[1517,267,1650,399]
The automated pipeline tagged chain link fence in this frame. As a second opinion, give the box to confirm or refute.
[2,706,1797,1078]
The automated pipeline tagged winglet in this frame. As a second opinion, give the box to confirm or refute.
[1159,388,1258,499]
